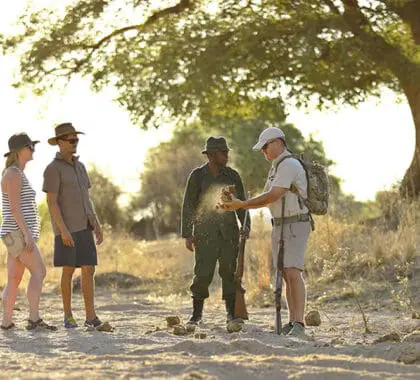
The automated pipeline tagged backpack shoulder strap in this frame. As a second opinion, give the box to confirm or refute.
[273,154,306,208]
[274,154,300,173]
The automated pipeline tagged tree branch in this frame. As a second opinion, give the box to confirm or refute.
[89,0,194,50]
[73,0,195,73]
[335,0,420,86]
[379,0,420,44]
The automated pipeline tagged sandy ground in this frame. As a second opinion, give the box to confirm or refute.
[0,288,419,380]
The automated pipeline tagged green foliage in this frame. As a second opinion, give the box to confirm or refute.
[2,0,419,127]
[2,0,420,193]
[88,165,126,229]
[199,116,336,193]
[133,107,336,232]
[130,128,206,232]
[38,199,52,235]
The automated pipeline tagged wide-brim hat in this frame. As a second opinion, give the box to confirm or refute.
[4,133,40,157]
[48,122,85,146]
[202,136,231,154]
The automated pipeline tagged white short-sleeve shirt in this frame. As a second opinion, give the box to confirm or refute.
[264,150,308,218]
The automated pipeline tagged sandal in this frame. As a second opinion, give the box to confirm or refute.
[1,322,15,330]
[26,319,57,331]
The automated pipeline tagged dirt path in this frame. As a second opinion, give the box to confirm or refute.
[0,290,419,379]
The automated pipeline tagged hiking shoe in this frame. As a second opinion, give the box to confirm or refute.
[27,319,57,331]
[85,316,102,328]
[287,322,306,338]
[281,322,294,335]
[64,316,78,328]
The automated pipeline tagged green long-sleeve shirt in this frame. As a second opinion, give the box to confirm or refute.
[181,163,251,239]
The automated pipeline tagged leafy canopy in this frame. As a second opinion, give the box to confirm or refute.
[2,0,419,127]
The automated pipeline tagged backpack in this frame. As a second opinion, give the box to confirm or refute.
[275,154,329,215]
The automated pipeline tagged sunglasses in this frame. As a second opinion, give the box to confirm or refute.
[26,144,35,152]
[59,137,79,145]
[262,139,277,151]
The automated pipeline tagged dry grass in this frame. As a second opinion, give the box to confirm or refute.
[241,197,418,309]
[0,225,194,296]
[0,196,417,310]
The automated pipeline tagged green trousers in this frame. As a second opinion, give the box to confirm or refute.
[190,230,239,300]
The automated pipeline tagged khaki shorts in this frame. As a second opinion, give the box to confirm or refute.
[271,221,311,271]
[1,230,26,257]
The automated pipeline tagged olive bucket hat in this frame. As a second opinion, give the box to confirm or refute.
[201,136,231,154]
[4,133,40,157]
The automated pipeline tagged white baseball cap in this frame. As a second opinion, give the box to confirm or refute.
[252,127,285,151]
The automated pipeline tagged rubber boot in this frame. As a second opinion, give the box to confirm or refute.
[187,298,204,325]
[225,296,236,323]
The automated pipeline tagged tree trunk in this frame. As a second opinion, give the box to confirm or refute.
[400,83,420,312]
[401,84,420,197]
[152,209,161,240]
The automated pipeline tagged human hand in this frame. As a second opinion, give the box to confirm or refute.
[240,226,250,239]
[61,228,75,247]
[217,196,244,211]
[95,227,104,245]
[185,237,195,252]
[23,230,35,253]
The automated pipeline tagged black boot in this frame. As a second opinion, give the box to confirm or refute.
[188,298,204,325]
[225,296,236,323]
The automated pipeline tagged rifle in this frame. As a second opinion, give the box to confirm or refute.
[234,196,250,320]
[275,197,286,334]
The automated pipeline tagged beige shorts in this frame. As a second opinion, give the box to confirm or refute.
[271,221,311,271]
[1,230,26,257]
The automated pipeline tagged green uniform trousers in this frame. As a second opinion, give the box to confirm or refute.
[190,230,239,300]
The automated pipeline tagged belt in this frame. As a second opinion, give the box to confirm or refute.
[271,213,310,226]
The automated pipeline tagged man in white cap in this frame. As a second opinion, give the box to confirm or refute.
[219,127,311,337]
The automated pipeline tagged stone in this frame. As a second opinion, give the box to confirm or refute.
[398,345,420,364]
[166,316,181,327]
[186,324,196,333]
[194,333,207,339]
[402,331,420,343]
[227,320,243,333]
[96,322,114,332]
[373,332,401,343]
[305,310,321,326]
[173,325,188,336]
[330,337,345,345]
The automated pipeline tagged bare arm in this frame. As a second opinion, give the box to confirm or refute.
[82,163,103,245]
[88,199,103,245]
[220,187,288,211]
[46,192,75,247]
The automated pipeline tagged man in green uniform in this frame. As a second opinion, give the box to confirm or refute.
[181,137,250,326]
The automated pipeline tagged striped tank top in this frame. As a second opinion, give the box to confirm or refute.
[0,167,40,240]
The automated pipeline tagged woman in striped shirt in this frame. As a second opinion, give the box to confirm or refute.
[0,133,55,331]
